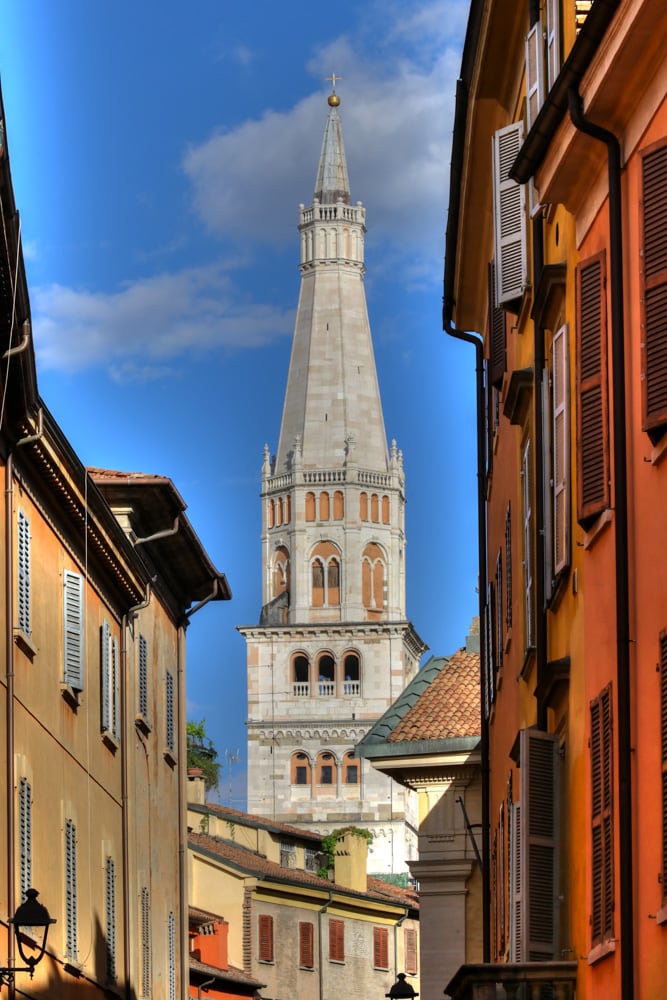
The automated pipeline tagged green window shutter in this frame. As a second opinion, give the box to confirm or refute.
[492,122,527,307]
[520,729,560,961]
[576,252,610,524]
[63,571,84,690]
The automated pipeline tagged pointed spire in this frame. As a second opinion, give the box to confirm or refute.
[313,81,350,205]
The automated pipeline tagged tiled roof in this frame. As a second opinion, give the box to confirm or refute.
[189,905,225,926]
[389,647,480,742]
[193,800,322,844]
[188,831,418,910]
[189,955,265,989]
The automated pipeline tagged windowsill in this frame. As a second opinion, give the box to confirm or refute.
[61,684,82,709]
[329,959,345,966]
[102,731,120,752]
[258,959,275,966]
[163,748,177,767]
[649,431,667,465]
[299,965,315,972]
[135,714,152,736]
[583,509,612,550]
[587,938,616,965]
[14,629,38,660]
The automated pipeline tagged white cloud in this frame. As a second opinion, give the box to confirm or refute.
[183,0,465,280]
[32,265,294,376]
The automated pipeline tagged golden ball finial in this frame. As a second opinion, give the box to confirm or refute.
[328,92,341,107]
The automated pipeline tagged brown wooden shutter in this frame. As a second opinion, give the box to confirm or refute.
[258,914,273,962]
[590,684,614,945]
[640,139,667,437]
[373,927,388,969]
[660,630,667,907]
[576,251,609,525]
[299,921,314,968]
[489,262,506,387]
[329,918,344,962]
[404,927,418,975]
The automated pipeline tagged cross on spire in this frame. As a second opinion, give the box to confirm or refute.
[326,72,343,92]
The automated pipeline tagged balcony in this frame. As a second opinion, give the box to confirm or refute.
[293,682,310,697]
[444,962,578,1000]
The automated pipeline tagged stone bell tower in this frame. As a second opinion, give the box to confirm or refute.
[240,85,425,874]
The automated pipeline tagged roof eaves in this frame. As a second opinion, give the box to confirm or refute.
[358,735,481,761]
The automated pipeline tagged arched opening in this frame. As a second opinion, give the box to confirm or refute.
[277,497,284,525]
[316,751,337,786]
[343,751,360,786]
[319,491,330,521]
[272,546,290,601]
[381,495,390,524]
[362,543,386,618]
[291,752,312,786]
[268,499,275,529]
[360,492,368,521]
[310,542,342,608]
[343,652,360,696]
[317,653,335,696]
[312,559,325,606]
[370,494,379,523]
[285,495,292,523]
[292,653,310,696]
[334,491,344,519]
[305,492,316,521]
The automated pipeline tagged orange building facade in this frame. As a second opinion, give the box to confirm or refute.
[443,1,667,998]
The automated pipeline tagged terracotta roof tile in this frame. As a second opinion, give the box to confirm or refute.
[196,800,322,843]
[388,647,480,743]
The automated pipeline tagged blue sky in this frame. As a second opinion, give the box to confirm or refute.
[2,0,476,807]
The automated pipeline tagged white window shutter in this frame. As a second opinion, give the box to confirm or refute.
[525,23,545,129]
[552,325,570,575]
[17,510,31,635]
[63,571,84,690]
[493,122,527,306]
[520,729,560,961]
[101,621,111,732]
[546,0,561,88]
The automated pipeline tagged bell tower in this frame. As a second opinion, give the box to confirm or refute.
[241,86,425,873]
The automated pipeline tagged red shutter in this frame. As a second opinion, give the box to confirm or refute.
[591,685,614,945]
[576,252,610,525]
[640,139,667,437]
[299,921,314,969]
[404,927,418,975]
[373,927,388,969]
[329,918,344,962]
[258,914,273,962]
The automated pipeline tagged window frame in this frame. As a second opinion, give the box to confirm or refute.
[258,914,274,963]
[329,917,345,963]
[373,926,389,970]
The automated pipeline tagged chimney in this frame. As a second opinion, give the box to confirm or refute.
[197,918,229,970]
[187,768,206,805]
[333,829,368,893]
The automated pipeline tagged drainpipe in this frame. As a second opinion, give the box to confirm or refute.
[5,452,15,997]
[317,891,333,1000]
[198,974,215,999]
[568,86,633,1000]
[393,907,409,978]
[443,75,490,963]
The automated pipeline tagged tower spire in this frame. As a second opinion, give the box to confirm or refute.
[314,80,350,204]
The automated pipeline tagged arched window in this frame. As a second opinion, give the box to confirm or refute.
[316,751,337,786]
[291,752,312,786]
[310,542,341,607]
[268,500,275,529]
[305,492,316,521]
[343,652,360,696]
[317,654,335,696]
[362,543,386,616]
[319,491,330,520]
[370,494,379,523]
[277,497,284,526]
[292,654,309,696]
[360,492,368,521]
[272,546,290,601]
[285,495,292,523]
[334,491,344,519]
[381,495,390,524]
[343,751,360,786]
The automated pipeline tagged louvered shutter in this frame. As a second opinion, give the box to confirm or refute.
[493,122,527,306]
[101,621,111,733]
[329,918,344,961]
[521,440,535,650]
[259,914,273,962]
[509,801,522,961]
[552,325,570,575]
[489,262,506,386]
[576,253,609,524]
[19,778,32,902]
[299,921,314,968]
[541,373,553,603]
[640,140,667,436]
[661,630,667,907]
[405,926,418,975]
[165,670,175,753]
[525,23,545,129]
[65,819,78,961]
[105,857,117,984]
[373,927,389,969]
[141,887,151,996]
[591,685,614,944]
[520,729,560,961]
[112,637,120,739]
[168,911,176,1000]
[17,509,30,635]
[139,634,148,718]
[505,504,513,631]
[546,0,561,88]
[63,571,84,690]
[495,550,503,671]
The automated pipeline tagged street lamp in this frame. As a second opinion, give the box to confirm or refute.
[0,889,55,986]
